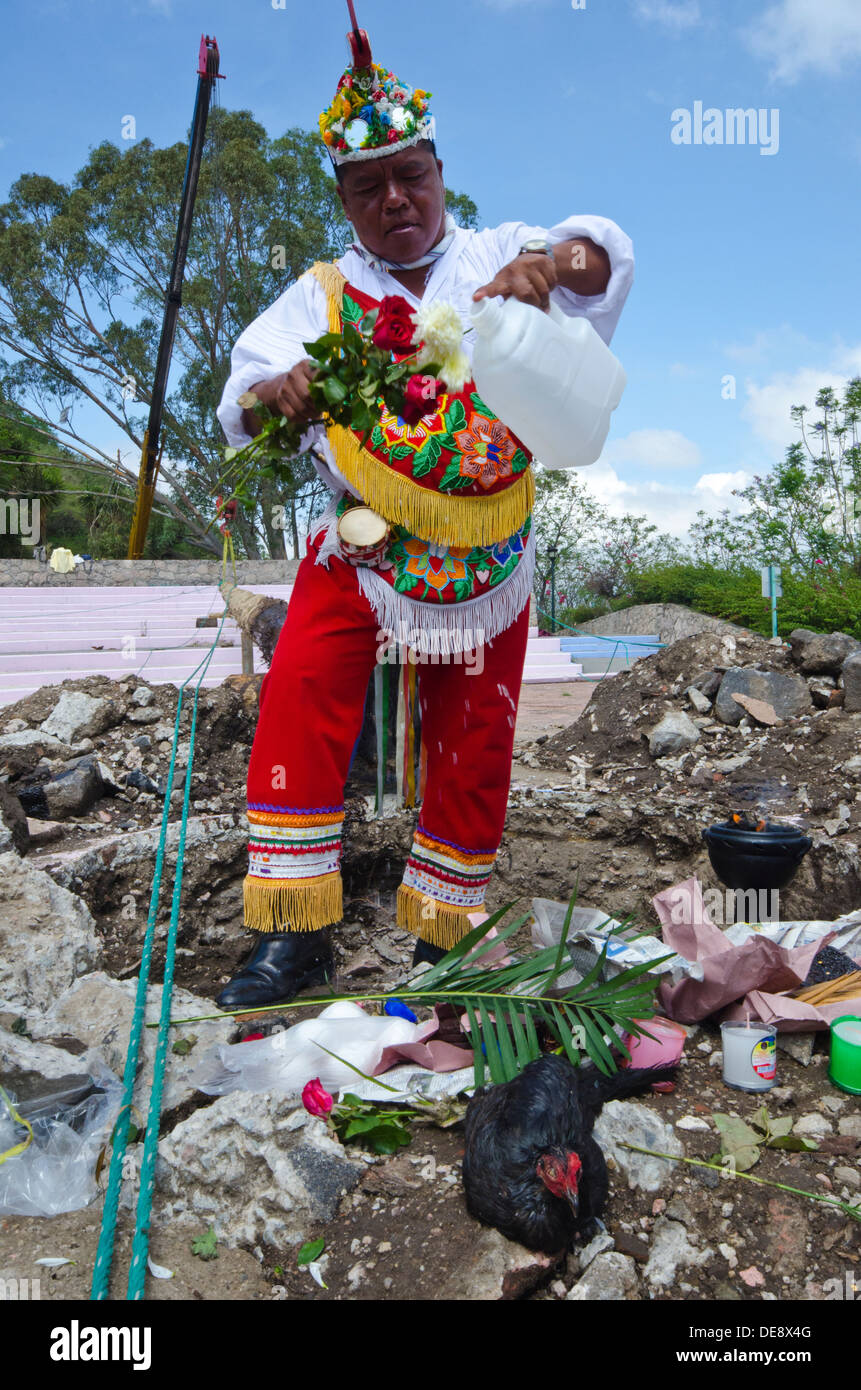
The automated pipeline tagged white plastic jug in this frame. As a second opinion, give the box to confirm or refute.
[469,295,626,470]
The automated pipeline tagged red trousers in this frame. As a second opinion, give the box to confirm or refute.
[244,534,531,948]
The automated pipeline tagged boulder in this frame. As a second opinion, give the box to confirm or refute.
[788,629,860,676]
[154,1092,364,1249]
[17,756,106,820]
[0,853,100,1013]
[567,1251,638,1300]
[431,1226,561,1301]
[0,1025,91,1103]
[647,711,701,758]
[686,686,713,715]
[643,1215,714,1288]
[40,691,123,744]
[28,972,236,1120]
[0,782,29,855]
[843,652,861,713]
[714,668,811,725]
[592,1100,683,1192]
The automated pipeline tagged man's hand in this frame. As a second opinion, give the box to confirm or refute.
[473,253,558,312]
[473,238,611,312]
[241,360,318,436]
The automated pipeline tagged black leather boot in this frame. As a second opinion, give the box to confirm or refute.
[412,938,448,968]
[216,929,334,1011]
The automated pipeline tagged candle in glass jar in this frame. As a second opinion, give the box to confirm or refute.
[720,1021,777,1092]
[829,1014,861,1095]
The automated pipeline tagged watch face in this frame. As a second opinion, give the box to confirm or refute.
[521,239,551,255]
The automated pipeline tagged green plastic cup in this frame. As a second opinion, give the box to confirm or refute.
[828,1014,861,1095]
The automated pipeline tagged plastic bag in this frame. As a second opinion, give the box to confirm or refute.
[531,897,696,989]
[192,1001,433,1098]
[0,1053,123,1217]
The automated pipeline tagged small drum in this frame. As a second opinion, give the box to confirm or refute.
[336,506,390,567]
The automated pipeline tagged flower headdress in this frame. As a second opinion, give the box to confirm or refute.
[319,61,436,165]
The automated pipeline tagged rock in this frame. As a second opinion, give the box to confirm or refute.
[578,1227,615,1270]
[29,972,235,1120]
[567,1251,638,1300]
[154,1094,364,1250]
[844,755,861,777]
[690,669,723,700]
[643,1215,714,1288]
[714,668,811,726]
[0,852,100,1013]
[647,711,701,758]
[730,693,780,726]
[675,1116,711,1132]
[843,652,861,713]
[0,782,29,855]
[778,1033,815,1066]
[128,708,161,725]
[792,1112,833,1138]
[788,629,861,676]
[837,1114,861,1139]
[18,756,106,820]
[592,1100,683,1192]
[131,687,154,707]
[426,1227,561,1300]
[2,718,28,734]
[614,1230,650,1262]
[125,768,160,796]
[24,818,64,848]
[342,948,384,979]
[0,1025,92,1103]
[40,691,122,744]
[686,686,713,715]
[834,1166,861,1190]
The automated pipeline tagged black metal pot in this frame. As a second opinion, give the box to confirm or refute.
[702,818,812,892]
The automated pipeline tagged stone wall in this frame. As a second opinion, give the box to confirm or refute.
[575,602,754,645]
[0,557,301,588]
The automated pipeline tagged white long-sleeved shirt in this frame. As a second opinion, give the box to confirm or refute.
[216,214,634,496]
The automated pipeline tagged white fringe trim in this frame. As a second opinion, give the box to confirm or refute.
[356,524,536,654]
[330,119,436,166]
[311,493,347,570]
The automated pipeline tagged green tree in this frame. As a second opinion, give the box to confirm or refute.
[0,112,482,559]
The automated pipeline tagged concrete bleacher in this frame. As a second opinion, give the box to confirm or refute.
[558,633,661,676]
[0,587,594,705]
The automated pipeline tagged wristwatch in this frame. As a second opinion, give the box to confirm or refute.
[519,238,554,257]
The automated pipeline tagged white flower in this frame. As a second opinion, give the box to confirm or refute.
[438,348,472,394]
[412,302,463,362]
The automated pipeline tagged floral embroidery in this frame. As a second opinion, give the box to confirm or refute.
[400,537,471,595]
[379,401,449,449]
[453,415,518,489]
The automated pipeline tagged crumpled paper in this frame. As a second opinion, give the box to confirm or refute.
[653,877,831,1026]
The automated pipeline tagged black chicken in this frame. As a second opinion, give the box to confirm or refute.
[462,1053,677,1253]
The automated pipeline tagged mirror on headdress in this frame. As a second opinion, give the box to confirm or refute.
[344,118,371,150]
[389,107,415,134]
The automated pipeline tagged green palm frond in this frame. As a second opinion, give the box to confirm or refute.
[166,888,673,1084]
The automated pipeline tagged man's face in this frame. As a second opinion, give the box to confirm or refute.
[337,146,446,264]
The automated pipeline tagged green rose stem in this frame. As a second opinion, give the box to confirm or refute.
[619,1142,861,1222]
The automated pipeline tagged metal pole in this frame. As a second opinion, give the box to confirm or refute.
[770,566,778,639]
[550,551,557,634]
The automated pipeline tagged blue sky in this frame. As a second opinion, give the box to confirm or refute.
[2,0,860,539]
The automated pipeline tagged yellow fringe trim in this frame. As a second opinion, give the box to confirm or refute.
[397,882,484,950]
[413,830,497,867]
[307,259,536,548]
[243,872,343,932]
[327,425,534,548]
[248,809,344,828]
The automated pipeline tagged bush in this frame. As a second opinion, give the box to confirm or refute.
[627,563,861,639]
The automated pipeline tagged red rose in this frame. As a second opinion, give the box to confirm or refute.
[372,296,417,354]
[302,1078,334,1118]
[400,373,443,425]
[387,129,401,144]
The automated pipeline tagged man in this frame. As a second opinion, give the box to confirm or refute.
[215,53,633,1011]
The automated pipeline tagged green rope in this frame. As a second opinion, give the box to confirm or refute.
[90,600,230,1301]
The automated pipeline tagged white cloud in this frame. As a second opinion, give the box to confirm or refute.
[577,461,750,537]
[741,350,861,451]
[747,0,861,82]
[632,0,702,33]
[603,427,703,470]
